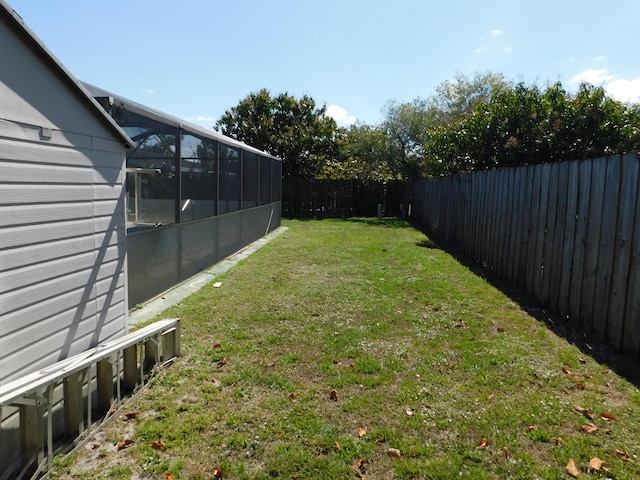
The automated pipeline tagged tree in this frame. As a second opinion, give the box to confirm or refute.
[321,123,398,180]
[215,89,341,179]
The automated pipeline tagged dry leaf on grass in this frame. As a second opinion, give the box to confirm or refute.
[600,411,616,421]
[476,438,488,449]
[358,427,367,437]
[165,473,174,480]
[123,412,137,420]
[213,467,224,478]
[405,408,415,417]
[329,389,338,401]
[615,448,631,461]
[580,423,598,434]
[575,405,594,419]
[116,439,133,451]
[151,440,166,450]
[588,457,604,471]
[217,357,228,367]
[566,458,580,477]
[386,448,401,458]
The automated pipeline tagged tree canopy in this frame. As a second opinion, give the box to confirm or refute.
[216,74,640,181]
[215,89,341,179]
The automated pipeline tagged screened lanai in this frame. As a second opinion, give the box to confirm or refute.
[84,83,283,307]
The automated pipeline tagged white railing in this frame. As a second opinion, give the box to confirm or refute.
[0,318,181,480]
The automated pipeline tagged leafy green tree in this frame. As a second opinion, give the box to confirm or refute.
[215,89,341,179]
[321,123,398,180]
[424,81,640,175]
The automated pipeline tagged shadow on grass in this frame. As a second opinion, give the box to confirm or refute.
[416,230,640,388]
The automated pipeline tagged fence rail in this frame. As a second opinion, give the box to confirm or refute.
[409,154,640,359]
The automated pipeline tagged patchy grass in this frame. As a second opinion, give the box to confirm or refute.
[50,218,640,479]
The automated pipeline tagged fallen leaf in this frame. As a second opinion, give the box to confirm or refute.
[600,411,616,421]
[335,441,341,451]
[166,473,174,480]
[575,405,594,419]
[289,393,297,400]
[405,408,415,417]
[555,437,563,446]
[563,367,578,377]
[213,467,224,478]
[90,442,100,450]
[581,423,598,434]
[212,342,222,348]
[213,282,222,288]
[576,382,586,390]
[487,394,495,400]
[386,448,401,458]
[217,357,228,367]
[503,446,512,459]
[526,425,536,432]
[497,327,506,333]
[123,412,137,420]
[329,389,338,401]
[433,307,440,312]
[454,321,466,328]
[476,438,488,449]
[375,437,386,443]
[266,361,276,367]
[151,440,166,450]
[588,457,604,471]
[566,458,580,477]
[116,439,134,451]
[578,357,587,364]
[615,448,631,461]
[257,338,263,344]
[351,458,368,477]
[358,427,367,437]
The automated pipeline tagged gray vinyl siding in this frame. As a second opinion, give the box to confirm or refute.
[0,121,128,385]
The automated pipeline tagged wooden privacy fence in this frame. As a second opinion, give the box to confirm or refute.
[409,154,640,359]
[282,179,408,218]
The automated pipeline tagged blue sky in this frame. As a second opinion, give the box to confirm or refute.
[8,0,640,129]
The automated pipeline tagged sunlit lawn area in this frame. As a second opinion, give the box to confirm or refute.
[52,218,640,479]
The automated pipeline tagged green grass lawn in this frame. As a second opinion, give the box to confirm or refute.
[52,218,640,479]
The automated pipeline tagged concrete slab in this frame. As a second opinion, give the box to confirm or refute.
[128,226,288,326]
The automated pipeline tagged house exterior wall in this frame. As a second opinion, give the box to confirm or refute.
[0,9,129,386]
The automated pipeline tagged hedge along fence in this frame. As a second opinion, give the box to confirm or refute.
[409,154,640,360]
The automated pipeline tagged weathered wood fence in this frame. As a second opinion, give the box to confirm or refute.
[282,179,407,218]
[409,154,640,359]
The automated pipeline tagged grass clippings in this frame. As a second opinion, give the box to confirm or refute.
[51,218,640,479]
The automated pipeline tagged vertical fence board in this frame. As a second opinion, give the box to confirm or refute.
[532,164,551,300]
[540,163,559,305]
[505,168,519,283]
[549,161,570,313]
[516,167,535,291]
[497,169,512,278]
[568,160,592,325]
[525,165,543,295]
[558,160,579,319]
[580,158,607,334]
[592,157,621,340]
[608,155,639,349]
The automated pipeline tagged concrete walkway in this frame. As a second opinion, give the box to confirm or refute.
[128,226,288,326]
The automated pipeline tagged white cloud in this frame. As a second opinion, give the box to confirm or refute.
[571,68,640,103]
[595,55,606,62]
[570,68,614,85]
[491,29,504,38]
[606,78,640,103]
[325,104,356,126]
